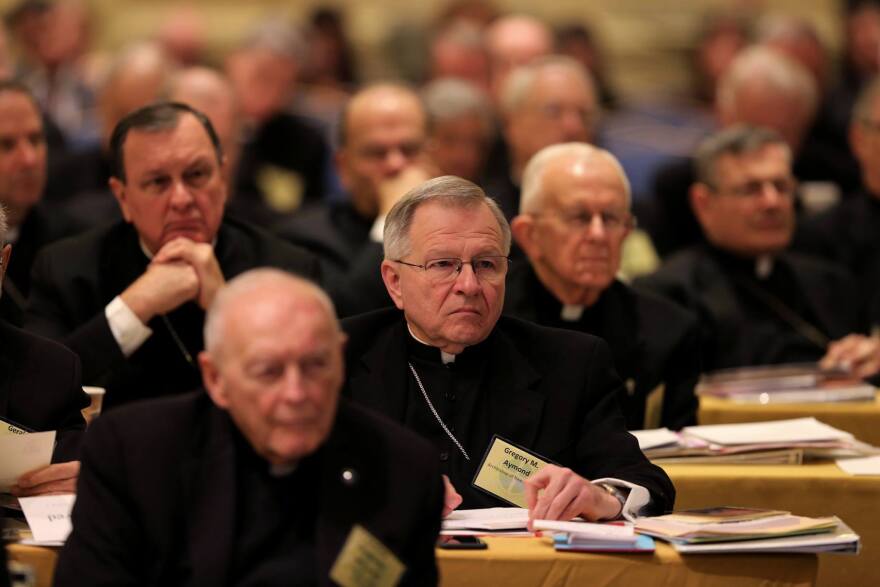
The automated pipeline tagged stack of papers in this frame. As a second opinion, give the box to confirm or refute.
[441,508,530,535]
[696,363,876,404]
[532,520,654,553]
[635,507,859,554]
[631,418,880,464]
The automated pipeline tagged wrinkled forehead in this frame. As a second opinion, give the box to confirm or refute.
[543,155,628,208]
[409,200,505,252]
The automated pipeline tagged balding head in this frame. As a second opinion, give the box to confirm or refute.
[200,269,345,466]
[336,83,428,217]
[486,14,553,100]
[501,56,599,179]
[513,142,633,305]
[167,67,241,177]
[99,42,175,147]
[716,45,818,150]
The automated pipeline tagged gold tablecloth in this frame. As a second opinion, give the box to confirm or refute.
[7,536,817,587]
[662,462,879,587]
[698,394,880,446]
[438,537,816,586]
[6,544,58,587]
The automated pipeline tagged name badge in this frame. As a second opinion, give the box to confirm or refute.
[472,435,551,508]
[0,416,31,436]
[329,525,405,587]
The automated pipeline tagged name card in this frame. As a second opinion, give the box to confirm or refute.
[472,436,550,508]
[0,431,55,492]
[19,494,76,544]
[330,525,405,587]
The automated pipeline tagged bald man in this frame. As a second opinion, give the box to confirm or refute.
[506,143,699,430]
[276,83,435,314]
[55,269,444,586]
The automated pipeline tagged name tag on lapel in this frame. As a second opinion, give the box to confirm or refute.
[329,525,405,587]
[472,436,551,508]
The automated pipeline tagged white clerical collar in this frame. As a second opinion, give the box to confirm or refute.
[407,323,456,364]
[755,255,774,280]
[560,304,585,322]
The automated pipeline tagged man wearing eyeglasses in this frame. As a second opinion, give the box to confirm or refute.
[638,125,879,376]
[505,143,700,431]
[341,175,674,525]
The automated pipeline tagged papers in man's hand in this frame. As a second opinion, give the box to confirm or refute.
[19,494,75,545]
[836,455,880,475]
[0,431,55,492]
[633,418,879,464]
[441,508,530,532]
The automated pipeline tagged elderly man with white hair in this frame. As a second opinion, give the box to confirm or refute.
[56,269,444,586]
[506,143,700,430]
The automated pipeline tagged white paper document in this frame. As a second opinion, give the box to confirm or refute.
[532,520,635,542]
[631,428,679,451]
[682,417,853,446]
[836,455,880,476]
[442,507,530,531]
[0,431,56,491]
[19,494,76,544]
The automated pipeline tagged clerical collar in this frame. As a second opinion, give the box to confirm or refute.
[560,304,585,322]
[407,324,456,364]
[269,462,298,477]
[5,226,19,244]
[755,256,774,279]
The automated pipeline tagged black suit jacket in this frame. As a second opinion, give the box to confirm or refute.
[635,245,861,371]
[341,308,675,514]
[793,190,880,328]
[504,264,700,430]
[0,204,83,326]
[0,320,88,462]
[25,218,320,410]
[54,393,443,586]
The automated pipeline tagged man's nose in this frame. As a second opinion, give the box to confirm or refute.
[383,148,409,174]
[169,179,196,209]
[585,214,608,239]
[279,366,308,403]
[16,140,39,168]
[453,262,482,295]
[758,181,786,207]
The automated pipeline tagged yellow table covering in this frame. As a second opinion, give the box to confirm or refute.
[438,537,816,586]
[662,462,879,587]
[698,394,880,446]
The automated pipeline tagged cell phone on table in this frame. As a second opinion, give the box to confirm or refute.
[437,535,488,549]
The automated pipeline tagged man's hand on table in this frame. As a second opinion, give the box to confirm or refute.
[524,465,622,530]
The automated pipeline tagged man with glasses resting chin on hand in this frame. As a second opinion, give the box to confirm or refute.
[341,175,674,526]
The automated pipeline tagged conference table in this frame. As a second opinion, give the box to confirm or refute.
[662,462,879,587]
[697,394,880,446]
[437,537,816,586]
[6,538,817,587]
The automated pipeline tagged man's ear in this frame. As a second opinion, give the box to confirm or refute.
[380,260,405,310]
[510,214,539,259]
[0,243,11,285]
[109,176,132,223]
[689,182,713,225]
[199,351,229,409]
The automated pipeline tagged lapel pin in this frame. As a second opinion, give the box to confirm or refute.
[341,468,358,486]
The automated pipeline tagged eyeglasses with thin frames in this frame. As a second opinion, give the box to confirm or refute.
[393,256,511,284]
[532,209,635,233]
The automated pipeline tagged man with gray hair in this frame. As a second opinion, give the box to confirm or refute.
[639,125,880,376]
[342,175,674,524]
[56,268,444,585]
[649,45,859,257]
[0,203,89,497]
[506,143,700,430]
[483,55,599,219]
[423,77,493,182]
